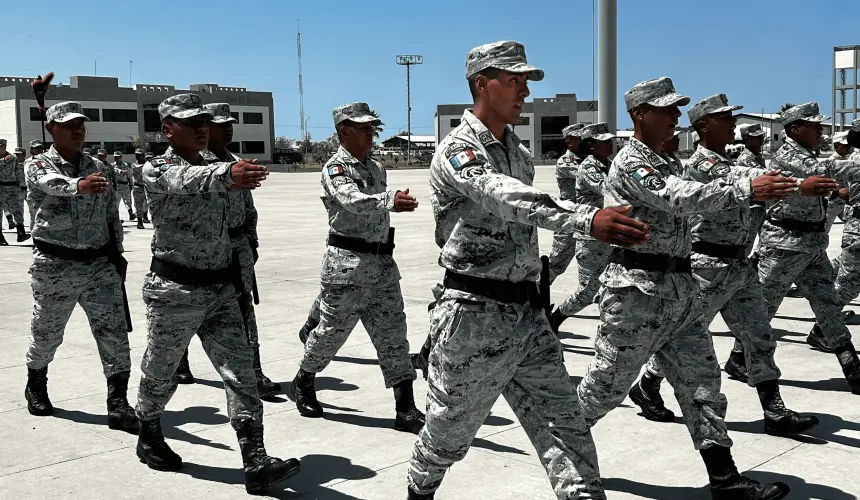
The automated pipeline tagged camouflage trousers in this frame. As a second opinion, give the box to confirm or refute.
[132,186,148,218]
[826,198,847,233]
[136,273,262,429]
[751,245,851,350]
[232,235,261,349]
[578,286,732,450]
[834,233,860,307]
[26,190,34,230]
[548,232,578,284]
[300,274,415,388]
[558,239,611,316]
[408,293,605,499]
[646,262,781,387]
[26,253,131,378]
[0,185,24,226]
[116,183,134,215]
[304,293,321,323]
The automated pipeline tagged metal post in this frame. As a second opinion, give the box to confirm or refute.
[598,0,617,148]
[854,48,858,125]
[833,48,837,130]
[406,64,411,165]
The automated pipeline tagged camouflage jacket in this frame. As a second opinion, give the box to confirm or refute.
[0,152,18,183]
[113,160,134,184]
[574,155,609,241]
[202,149,258,243]
[684,146,765,269]
[601,138,752,299]
[760,137,860,252]
[430,110,596,285]
[662,152,683,176]
[841,150,860,238]
[736,147,766,169]
[17,158,26,187]
[555,150,581,201]
[25,146,122,252]
[143,146,236,271]
[132,161,146,187]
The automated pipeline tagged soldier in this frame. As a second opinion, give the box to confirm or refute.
[83,148,93,155]
[27,140,45,230]
[736,102,860,395]
[0,139,30,242]
[14,147,27,233]
[549,123,616,333]
[133,94,299,493]
[291,102,426,435]
[113,151,136,221]
[407,41,653,500]
[662,130,683,174]
[628,94,822,440]
[737,124,768,169]
[200,102,279,398]
[23,101,138,435]
[576,78,798,499]
[132,148,150,229]
[547,122,586,283]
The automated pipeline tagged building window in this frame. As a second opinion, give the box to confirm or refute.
[104,142,135,154]
[541,116,570,135]
[143,110,161,132]
[449,118,460,127]
[242,141,265,154]
[83,108,100,122]
[103,109,138,122]
[243,112,264,125]
[227,142,241,154]
[517,116,530,126]
[774,134,779,141]
[230,112,239,121]
[29,107,44,121]
[521,140,531,149]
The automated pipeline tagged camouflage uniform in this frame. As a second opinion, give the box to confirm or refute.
[113,156,135,216]
[132,158,149,220]
[409,41,605,500]
[135,134,263,428]
[26,140,43,229]
[299,141,415,387]
[25,142,129,377]
[547,124,585,284]
[832,147,860,308]
[0,141,25,228]
[735,126,769,242]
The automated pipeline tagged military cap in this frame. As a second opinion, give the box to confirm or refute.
[46,101,90,124]
[134,148,145,155]
[624,77,690,112]
[333,102,381,127]
[158,93,213,121]
[562,123,586,138]
[29,139,43,148]
[739,123,767,139]
[203,103,238,124]
[780,102,827,126]
[687,93,743,124]
[144,152,154,159]
[833,131,850,145]
[113,151,123,156]
[580,122,615,141]
[0,139,6,146]
[97,148,107,155]
[851,118,860,132]
[14,147,25,154]
[466,41,544,81]
[83,148,93,154]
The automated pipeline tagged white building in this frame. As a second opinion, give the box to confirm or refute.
[0,76,275,162]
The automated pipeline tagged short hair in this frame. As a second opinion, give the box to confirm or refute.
[468,68,500,99]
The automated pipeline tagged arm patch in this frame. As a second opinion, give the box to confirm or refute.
[327,164,346,177]
[448,149,486,170]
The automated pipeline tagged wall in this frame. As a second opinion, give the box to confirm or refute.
[0,99,19,147]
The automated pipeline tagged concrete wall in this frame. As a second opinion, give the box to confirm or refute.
[0,99,18,147]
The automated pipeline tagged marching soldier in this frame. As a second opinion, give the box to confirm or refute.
[547,122,586,283]
[113,151,136,221]
[27,140,45,230]
[736,123,767,169]
[132,149,150,229]
[0,139,30,242]
[133,94,299,493]
[23,101,138,435]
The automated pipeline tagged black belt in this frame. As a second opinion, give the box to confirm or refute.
[443,271,541,306]
[768,217,825,233]
[691,241,746,260]
[610,249,692,273]
[228,225,247,238]
[0,181,18,186]
[34,239,110,261]
[116,181,129,185]
[328,228,395,255]
[150,257,233,286]
[852,207,860,219]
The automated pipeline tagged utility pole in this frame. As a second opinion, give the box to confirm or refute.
[396,55,422,165]
[598,0,617,150]
[297,21,306,153]
[129,60,133,87]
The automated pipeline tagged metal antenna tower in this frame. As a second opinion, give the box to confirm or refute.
[396,55,422,165]
[297,21,306,143]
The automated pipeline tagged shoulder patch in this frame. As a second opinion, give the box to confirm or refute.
[631,166,655,181]
[151,158,172,166]
[477,131,494,145]
[459,165,486,179]
[35,160,43,169]
[710,163,731,178]
[327,164,346,177]
[442,143,468,159]
[584,166,604,183]
[448,149,485,170]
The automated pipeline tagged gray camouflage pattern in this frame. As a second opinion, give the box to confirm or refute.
[624,77,690,111]
[780,102,827,126]
[332,102,381,126]
[548,149,585,283]
[563,123,586,139]
[465,40,544,81]
[46,101,89,124]
[158,93,212,121]
[0,152,24,226]
[132,160,149,218]
[686,93,742,125]
[112,159,135,214]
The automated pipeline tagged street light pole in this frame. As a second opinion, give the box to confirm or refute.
[303,116,311,167]
[598,0,617,151]
[396,55,423,165]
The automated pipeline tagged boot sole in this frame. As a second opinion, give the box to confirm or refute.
[628,388,674,423]
[806,336,835,353]
[723,369,748,383]
[108,419,141,435]
[26,404,53,417]
[394,421,425,434]
[137,448,183,472]
[175,377,194,385]
[245,464,301,494]
[764,421,819,437]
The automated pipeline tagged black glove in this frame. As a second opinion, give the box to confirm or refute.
[847,129,860,149]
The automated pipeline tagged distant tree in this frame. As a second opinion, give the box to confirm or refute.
[368,110,385,140]
[274,136,293,148]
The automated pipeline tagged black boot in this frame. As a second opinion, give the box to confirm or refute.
[842,310,856,323]
[0,231,8,246]
[7,218,14,230]
[237,419,300,494]
[701,446,790,500]
[549,307,569,335]
[757,380,819,436]
[291,369,323,417]
[142,214,150,224]
[175,349,194,384]
[628,372,675,422]
[106,371,140,434]
[411,335,432,380]
[25,367,54,416]
[393,380,425,434]
[137,418,182,471]
[128,209,135,221]
[807,324,835,353]
[835,342,860,395]
[408,487,435,499]
[16,225,30,243]
[723,350,748,383]
[136,218,145,229]
[252,345,281,399]
[298,315,318,344]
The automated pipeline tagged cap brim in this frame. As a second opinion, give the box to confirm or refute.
[210,116,238,124]
[171,109,214,120]
[744,130,766,137]
[52,113,89,123]
[496,62,544,82]
[593,133,616,141]
[713,104,744,115]
[337,115,382,126]
[648,93,691,108]
[802,114,829,123]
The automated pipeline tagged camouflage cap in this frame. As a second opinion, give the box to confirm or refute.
[14,147,25,154]
[781,102,828,126]
[134,148,144,155]
[97,148,107,155]
[624,77,690,112]
[739,123,767,139]
[562,123,586,138]
[113,151,123,156]
[29,139,43,148]
[466,41,544,82]
[580,122,615,141]
[687,93,743,124]
[144,152,154,159]
[83,148,93,154]
[158,93,213,121]
[833,131,850,144]
[333,102,381,127]
[203,103,238,124]
[46,101,90,124]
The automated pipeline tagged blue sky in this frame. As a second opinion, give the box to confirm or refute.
[3,0,857,139]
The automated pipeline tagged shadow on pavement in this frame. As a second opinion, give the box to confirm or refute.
[779,377,853,393]
[725,412,860,448]
[604,477,703,499]
[483,413,514,427]
[332,355,379,366]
